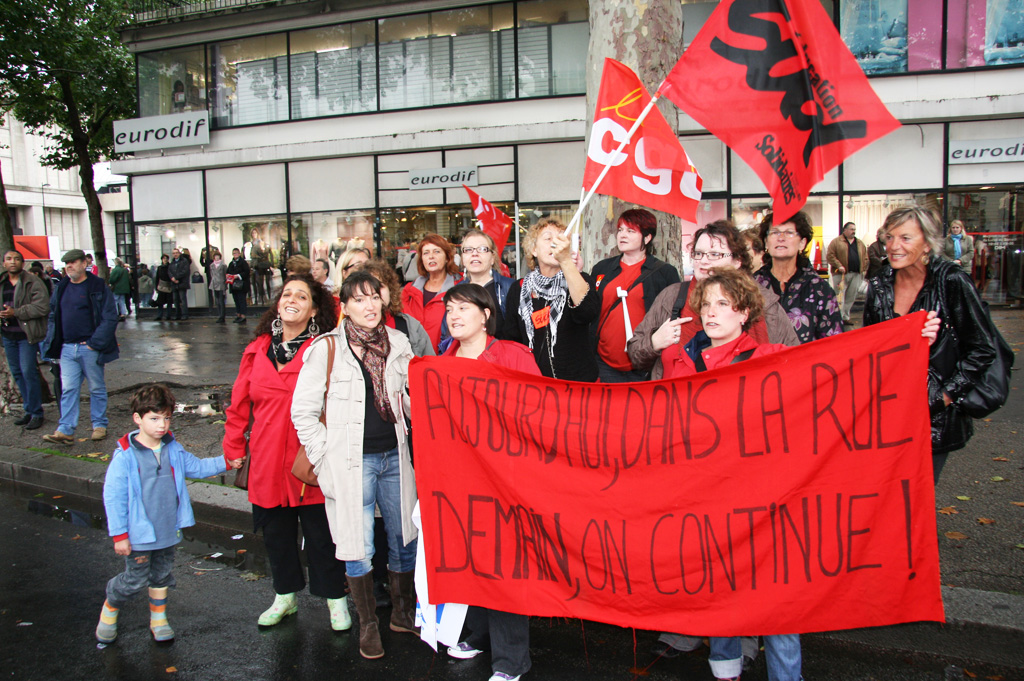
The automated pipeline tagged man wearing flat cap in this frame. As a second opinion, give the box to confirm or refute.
[40,249,119,444]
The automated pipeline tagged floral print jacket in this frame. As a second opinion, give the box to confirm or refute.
[754,264,843,344]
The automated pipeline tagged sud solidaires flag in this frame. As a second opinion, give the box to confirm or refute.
[583,59,703,223]
[658,0,901,224]
[463,185,513,256]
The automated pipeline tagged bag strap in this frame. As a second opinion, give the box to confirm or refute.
[670,281,692,321]
[321,336,336,422]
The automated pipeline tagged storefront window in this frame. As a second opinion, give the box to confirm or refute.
[948,187,1024,303]
[209,35,289,127]
[517,0,588,97]
[378,4,516,110]
[290,22,377,119]
[840,0,941,73]
[379,207,483,264]
[731,196,842,275]
[946,0,1024,68]
[136,221,211,308]
[138,46,207,118]
[207,215,288,303]
[293,210,376,282]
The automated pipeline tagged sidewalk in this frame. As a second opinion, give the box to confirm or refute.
[0,310,1022,669]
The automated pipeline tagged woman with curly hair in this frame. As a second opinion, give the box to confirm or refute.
[222,275,349,630]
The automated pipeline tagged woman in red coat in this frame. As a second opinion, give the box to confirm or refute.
[222,274,346,629]
[441,283,540,681]
[401,234,460,351]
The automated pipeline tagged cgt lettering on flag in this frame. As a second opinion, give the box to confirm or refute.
[584,59,703,223]
[659,0,900,223]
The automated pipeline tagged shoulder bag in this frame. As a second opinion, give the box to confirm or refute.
[959,305,1014,419]
[291,336,336,486]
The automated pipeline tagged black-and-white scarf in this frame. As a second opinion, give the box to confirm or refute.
[271,328,312,365]
[518,268,567,351]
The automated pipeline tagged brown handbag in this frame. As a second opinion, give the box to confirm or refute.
[291,336,336,486]
[233,404,255,490]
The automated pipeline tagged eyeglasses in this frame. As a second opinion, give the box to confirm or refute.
[692,251,732,261]
[767,229,799,239]
[461,246,491,255]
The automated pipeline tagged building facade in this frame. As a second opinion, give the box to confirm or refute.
[113,0,1024,300]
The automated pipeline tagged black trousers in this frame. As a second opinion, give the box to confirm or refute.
[231,289,248,316]
[464,606,532,677]
[255,503,347,599]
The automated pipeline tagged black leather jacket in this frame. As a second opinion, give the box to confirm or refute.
[864,259,998,454]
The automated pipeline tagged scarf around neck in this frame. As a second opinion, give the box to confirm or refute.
[271,327,312,365]
[952,233,963,259]
[518,268,567,351]
[343,319,396,423]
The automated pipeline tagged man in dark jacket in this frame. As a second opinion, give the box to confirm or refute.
[226,248,250,323]
[41,249,119,444]
[1,250,51,430]
[167,248,191,320]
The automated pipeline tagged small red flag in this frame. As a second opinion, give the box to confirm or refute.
[463,186,514,258]
[584,59,703,223]
[659,0,900,224]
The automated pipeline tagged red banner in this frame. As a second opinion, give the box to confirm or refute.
[584,58,703,223]
[659,0,900,224]
[411,314,943,635]
[14,236,50,261]
[463,185,514,257]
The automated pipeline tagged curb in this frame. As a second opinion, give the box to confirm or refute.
[1,443,1021,669]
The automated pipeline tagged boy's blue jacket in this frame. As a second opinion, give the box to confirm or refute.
[103,431,229,545]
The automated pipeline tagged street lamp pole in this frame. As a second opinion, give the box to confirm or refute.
[40,183,51,234]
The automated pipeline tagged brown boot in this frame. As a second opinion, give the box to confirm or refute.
[348,573,384,659]
[388,570,419,634]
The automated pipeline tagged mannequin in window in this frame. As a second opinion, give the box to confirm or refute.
[172,80,186,113]
[311,239,329,264]
[329,237,346,264]
[251,238,273,304]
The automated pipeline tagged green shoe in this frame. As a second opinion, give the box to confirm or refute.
[258,593,298,626]
[327,597,352,631]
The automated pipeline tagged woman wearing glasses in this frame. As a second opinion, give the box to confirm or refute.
[590,209,680,382]
[401,235,461,352]
[338,247,371,284]
[755,212,843,344]
[628,220,798,381]
[459,229,515,336]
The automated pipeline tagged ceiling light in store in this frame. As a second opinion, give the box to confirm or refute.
[979,186,994,190]
[165,230,175,238]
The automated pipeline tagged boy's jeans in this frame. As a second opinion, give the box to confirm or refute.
[106,546,176,607]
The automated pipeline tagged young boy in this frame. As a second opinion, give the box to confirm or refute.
[96,384,243,643]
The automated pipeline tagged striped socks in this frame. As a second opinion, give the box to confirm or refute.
[95,600,119,643]
[148,587,174,641]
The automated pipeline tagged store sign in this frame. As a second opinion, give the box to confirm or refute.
[113,112,210,153]
[408,166,478,189]
[949,138,1024,165]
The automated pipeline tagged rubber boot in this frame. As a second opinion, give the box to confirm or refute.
[388,570,419,634]
[96,600,119,643]
[258,592,298,626]
[327,597,352,631]
[348,574,384,659]
[148,587,174,641]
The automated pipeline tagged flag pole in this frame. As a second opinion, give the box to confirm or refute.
[563,93,661,237]
[515,201,521,279]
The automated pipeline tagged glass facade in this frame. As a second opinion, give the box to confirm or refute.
[137,46,206,117]
[137,1,590,127]
[948,187,1024,302]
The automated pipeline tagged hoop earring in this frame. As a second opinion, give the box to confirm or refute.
[308,319,319,336]
[271,315,283,335]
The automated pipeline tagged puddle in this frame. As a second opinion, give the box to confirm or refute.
[26,499,106,529]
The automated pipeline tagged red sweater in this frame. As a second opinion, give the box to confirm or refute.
[662,332,788,379]
[443,337,542,376]
[401,275,459,351]
[222,335,325,508]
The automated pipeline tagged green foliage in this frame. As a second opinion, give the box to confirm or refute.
[0,0,135,169]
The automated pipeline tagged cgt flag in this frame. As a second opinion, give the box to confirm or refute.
[464,185,514,257]
[658,0,900,224]
[584,58,703,223]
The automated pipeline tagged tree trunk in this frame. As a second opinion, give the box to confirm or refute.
[582,0,683,272]
[0,159,14,254]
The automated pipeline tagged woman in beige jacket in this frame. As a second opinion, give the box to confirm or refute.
[291,270,418,661]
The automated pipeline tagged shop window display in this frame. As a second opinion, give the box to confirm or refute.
[207,215,287,305]
[948,187,1024,303]
[294,210,376,284]
[138,46,206,118]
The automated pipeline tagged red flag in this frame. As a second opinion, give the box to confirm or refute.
[583,59,703,223]
[659,0,900,224]
[463,186,513,257]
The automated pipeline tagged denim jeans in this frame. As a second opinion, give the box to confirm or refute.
[105,546,177,608]
[710,634,802,681]
[57,343,108,435]
[344,448,416,577]
[2,336,42,418]
[172,288,189,317]
[112,293,128,317]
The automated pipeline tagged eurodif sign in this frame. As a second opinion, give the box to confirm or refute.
[948,138,1024,165]
[408,166,479,189]
[113,112,210,153]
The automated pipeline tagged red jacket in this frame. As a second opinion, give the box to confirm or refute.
[662,332,788,379]
[444,336,542,375]
[223,334,325,508]
[401,274,459,351]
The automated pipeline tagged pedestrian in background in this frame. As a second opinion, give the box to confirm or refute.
[153,254,174,320]
[137,265,154,307]
[227,247,250,324]
[41,249,119,444]
[168,248,191,320]
[108,258,131,321]
[208,250,227,323]
[96,384,242,644]
[942,219,974,274]
[826,221,868,325]
[1,250,50,430]
[867,228,887,279]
